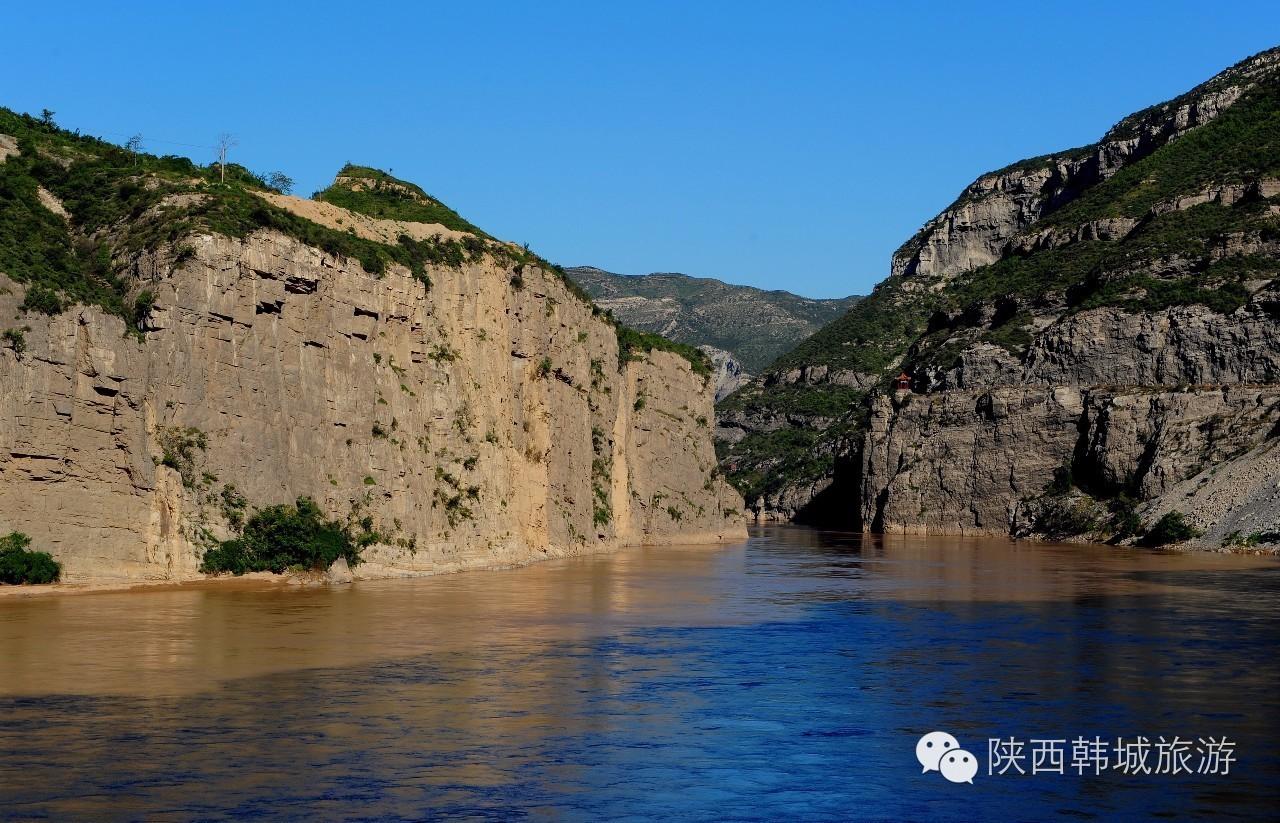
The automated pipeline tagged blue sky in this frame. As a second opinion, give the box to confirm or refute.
[3,1,1277,297]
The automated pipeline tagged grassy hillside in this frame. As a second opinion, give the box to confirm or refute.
[0,107,709,378]
[313,164,489,236]
[567,266,860,373]
[0,108,506,321]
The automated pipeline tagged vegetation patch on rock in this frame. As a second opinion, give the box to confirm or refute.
[314,164,488,236]
[1140,511,1203,547]
[0,532,61,585]
[616,325,711,378]
[200,497,374,575]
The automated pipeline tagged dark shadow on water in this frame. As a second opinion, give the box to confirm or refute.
[792,451,863,530]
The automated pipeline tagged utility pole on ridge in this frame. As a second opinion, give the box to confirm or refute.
[215,133,238,183]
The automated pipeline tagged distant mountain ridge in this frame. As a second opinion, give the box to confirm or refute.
[565,266,861,375]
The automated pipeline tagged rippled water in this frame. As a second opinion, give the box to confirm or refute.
[2,527,1278,820]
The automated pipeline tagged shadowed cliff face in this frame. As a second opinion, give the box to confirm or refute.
[0,134,743,582]
[717,46,1280,546]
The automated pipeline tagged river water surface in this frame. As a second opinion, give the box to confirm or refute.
[1,527,1278,820]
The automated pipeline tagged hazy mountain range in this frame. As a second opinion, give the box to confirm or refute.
[566,266,860,376]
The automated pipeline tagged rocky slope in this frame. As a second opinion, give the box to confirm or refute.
[0,112,742,583]
[697,345,750,402]
[566,266,859,395]
[720,46,1280,549]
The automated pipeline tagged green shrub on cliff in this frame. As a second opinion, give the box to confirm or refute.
[1221,529,1280,548]
[157,426,207,489]
[1033,496,1103,538]
[2,327,26,355]
[0,137,104,316]
[0,532,61,585]
[1141,511,1203,546]
[19,284,65,315]
[615,325,711,378]
[1107,495,1143,539]
[200,497,365,575]
[132,290,155,327]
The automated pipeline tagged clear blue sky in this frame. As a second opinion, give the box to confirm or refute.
[3,2,1277,297]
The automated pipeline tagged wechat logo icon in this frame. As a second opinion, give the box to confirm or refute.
[917,731,978,784]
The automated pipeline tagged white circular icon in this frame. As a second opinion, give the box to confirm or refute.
[939,749,978,784]
[915,731,960,773]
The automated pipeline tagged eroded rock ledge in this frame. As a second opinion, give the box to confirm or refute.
[0,230,743,582]
[861,305,1280,548]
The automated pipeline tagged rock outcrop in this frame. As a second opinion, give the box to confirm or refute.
[698,345,749,402]
[718,45,1280,548]
[863,379,1280,543]
[0,157,743,581]
[890,51,1276,286]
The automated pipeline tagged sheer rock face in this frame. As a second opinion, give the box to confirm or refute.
[0,231,743,582]
[1023,305,1280,387]
[1076,386,1280,501]
[863,379,1280,543]
[862,387,1085,535]
[861,306,1280,542]
[924,301,1280,393]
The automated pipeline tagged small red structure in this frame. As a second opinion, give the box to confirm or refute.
[894,371,912,392]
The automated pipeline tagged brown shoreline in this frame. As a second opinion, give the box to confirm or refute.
[2,526,1275,600]
[0,572,293,600]
[0,531,746,600]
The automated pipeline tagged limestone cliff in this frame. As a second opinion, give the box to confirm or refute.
[0,123,742,582]
[719,45,1280,548]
